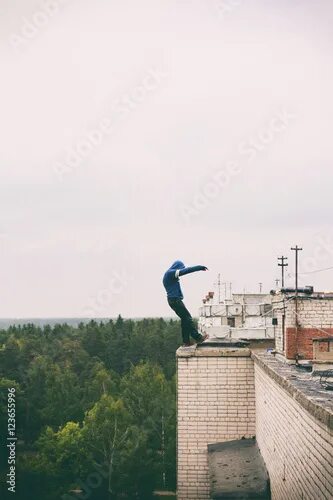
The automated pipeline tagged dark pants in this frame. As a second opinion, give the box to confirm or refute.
[167,297,202,343]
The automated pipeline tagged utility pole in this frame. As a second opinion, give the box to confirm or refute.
[259,282,263,293]
[278,255,289,356]
[291,245,303,362]
[291,245,303,303]
[278,256,288,287]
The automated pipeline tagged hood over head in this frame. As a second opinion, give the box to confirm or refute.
[170,260,185,270]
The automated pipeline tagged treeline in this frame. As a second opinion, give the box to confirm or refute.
[0,316,181,499]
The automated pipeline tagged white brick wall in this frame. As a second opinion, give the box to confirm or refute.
[177,350,255,499]
[255,364,333,500]
[290,299,333,328]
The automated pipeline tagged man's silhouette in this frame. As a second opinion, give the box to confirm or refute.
[163,260,209,346]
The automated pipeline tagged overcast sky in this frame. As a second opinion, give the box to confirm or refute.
[1,0,333,318]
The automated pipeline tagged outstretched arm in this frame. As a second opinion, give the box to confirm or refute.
[175,265,208,278]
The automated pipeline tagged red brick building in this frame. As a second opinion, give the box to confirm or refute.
[272,290,333,361]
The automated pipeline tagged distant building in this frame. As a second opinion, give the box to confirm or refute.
[198,290,274,340]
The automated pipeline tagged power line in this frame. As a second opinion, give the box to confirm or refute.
[298,265,333,275]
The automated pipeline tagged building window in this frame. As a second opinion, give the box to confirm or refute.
[263,304,273,314]
[227,317,235,327]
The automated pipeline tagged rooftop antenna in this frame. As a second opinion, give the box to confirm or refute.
[214,273,222,303]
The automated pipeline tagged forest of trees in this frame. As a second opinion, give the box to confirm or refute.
[0,316,181,499]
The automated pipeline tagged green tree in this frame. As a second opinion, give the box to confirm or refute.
[25,356,82,441]
[82,394,135,498]
[121,362,176,489]
[20,422,91,500]
[82,362,120,411]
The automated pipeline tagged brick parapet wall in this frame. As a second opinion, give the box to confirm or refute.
[177,347,255,500]
[253,352,333,500]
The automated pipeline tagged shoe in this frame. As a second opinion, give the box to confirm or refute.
[197,333,208,344]
[182,342,192,347]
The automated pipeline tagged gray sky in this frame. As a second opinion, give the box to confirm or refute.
[1,0,333,318]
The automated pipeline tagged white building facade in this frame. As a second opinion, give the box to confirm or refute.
[198,291,275,340]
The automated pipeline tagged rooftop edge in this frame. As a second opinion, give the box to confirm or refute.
[252,352,333,431]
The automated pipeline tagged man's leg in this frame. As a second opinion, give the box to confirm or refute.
[180,318,190,344]
[178,301,202,342]
[168,298,191,344]
[168,298,207,344]
[169,299,202,342]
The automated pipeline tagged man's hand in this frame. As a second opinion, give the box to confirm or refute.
[202,266,208,271]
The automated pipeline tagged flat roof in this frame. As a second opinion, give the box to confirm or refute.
[208,439,270,499]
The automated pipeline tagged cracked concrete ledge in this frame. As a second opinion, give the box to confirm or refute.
[252,352,333,431]
[176,346,252,358]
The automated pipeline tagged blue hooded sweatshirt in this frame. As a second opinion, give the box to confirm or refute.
[163,260,207,299]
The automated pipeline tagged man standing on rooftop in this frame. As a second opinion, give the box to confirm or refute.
[163,260,209,347]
